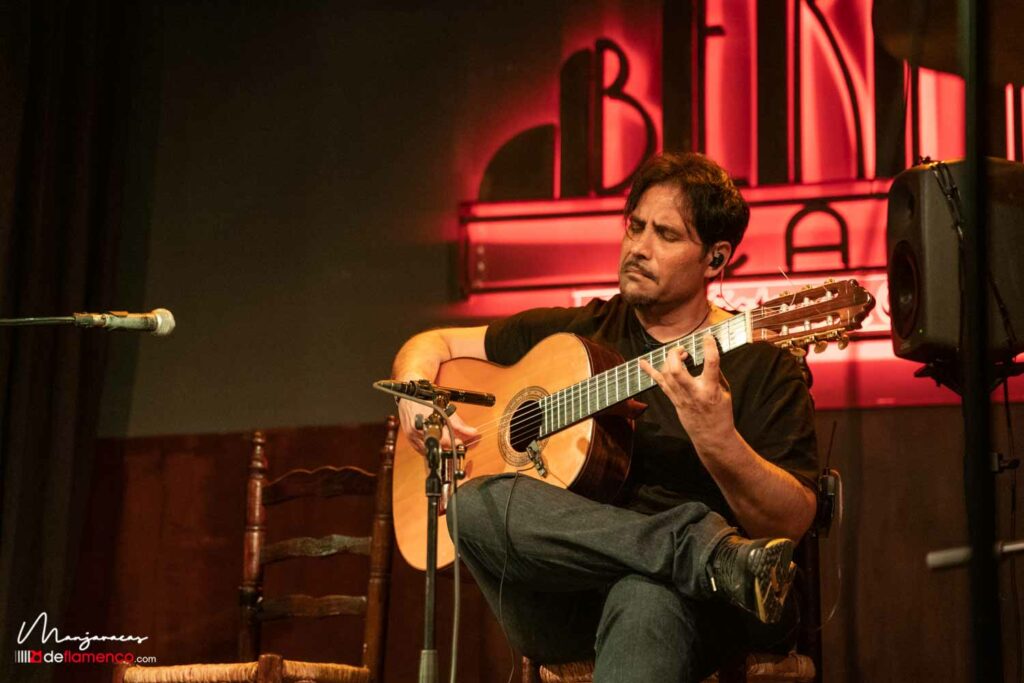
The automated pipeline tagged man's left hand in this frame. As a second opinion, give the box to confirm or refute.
[638,334,735,447]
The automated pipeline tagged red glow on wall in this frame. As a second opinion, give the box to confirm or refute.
[806,341,1024,408]
[600,42,662,191]
[450,279,1024,409]
[463,179,892,292]
[465,215,621,291]
[800,1,861,181]
[918,68,965,161]
[463,196,624,219]
[1007,85,1017,161]
[704,0,758,183]
[555,11,663,198]
[787,0,797,182]
[449,0,1022,408]
[904,61,915,168]
[824,0,876,178]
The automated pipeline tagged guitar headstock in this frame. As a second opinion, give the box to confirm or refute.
[751,279,876,355]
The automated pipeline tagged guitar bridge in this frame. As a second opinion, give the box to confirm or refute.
[526,440,547,477]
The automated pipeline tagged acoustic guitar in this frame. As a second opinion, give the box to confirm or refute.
[393,280,875,570]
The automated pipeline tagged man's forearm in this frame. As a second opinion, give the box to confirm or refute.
[393,325,489,383]
[392,327,489,452]
[391,330,451,382]
[694,429,816,540]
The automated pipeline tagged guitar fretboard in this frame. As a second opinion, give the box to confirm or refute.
[538,312,751,436]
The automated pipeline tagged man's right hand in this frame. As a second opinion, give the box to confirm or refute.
[397,398,481,456]
[391,325,488,455]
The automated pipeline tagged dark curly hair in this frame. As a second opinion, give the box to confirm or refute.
[624,152,750,254]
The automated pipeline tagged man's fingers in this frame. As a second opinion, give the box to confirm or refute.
[701,334,721,378]
[667,345,688,375]
[449,413,479,437]
[638,358,665,387]
[402,411,476,452]
[663,346,697,390]
[642,350,689,390]
[663,346,682,373]
[444,413,478,448]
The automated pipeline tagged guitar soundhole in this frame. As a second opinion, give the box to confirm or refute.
[508,400,542,453]
[499,386,549,468]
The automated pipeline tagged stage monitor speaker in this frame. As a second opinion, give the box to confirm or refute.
[886,158,1024,362]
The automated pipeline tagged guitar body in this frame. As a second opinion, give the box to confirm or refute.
[393,333,633,571]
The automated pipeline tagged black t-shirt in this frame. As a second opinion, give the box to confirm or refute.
[484,295,818,527]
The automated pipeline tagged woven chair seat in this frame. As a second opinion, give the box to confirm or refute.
[538,652,815,683]
[282,659,370,683]
[123,661,258,683]
[121,657,370,683]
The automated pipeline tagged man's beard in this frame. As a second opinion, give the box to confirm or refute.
[619,284,656,307]
[619,259,659,307]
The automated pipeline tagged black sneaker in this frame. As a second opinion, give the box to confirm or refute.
[708,535,795,624]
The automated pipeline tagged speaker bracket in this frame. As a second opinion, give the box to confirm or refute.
[914,359,1024,396]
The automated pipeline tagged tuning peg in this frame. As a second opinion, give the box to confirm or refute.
[837,335,849,350]
[813,341,828,354]
[789,346,807,358]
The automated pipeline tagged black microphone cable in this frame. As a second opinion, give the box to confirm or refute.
[442,413,462,683]
[1001,380,1021,683]
[498,471,525,683]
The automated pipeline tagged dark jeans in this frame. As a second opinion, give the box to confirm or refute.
[448,474,797,683]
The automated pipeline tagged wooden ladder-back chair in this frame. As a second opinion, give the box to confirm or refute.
[114,416,398,683]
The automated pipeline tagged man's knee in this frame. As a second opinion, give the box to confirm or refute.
[445,474,515,541]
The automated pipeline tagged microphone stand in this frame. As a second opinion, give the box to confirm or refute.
[374,379,486,683]
[417,393,449,683]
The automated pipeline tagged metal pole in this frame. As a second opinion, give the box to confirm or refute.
[958,1,1003,680]
[418,406,446,683]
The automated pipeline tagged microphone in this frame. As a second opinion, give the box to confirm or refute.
[374,379,496,407]
[73,308,176,336]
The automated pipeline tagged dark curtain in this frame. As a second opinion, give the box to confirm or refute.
[0,1,132,680]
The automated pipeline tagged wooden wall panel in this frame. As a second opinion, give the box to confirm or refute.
[815,404,1023,683]
[59,406,1024,682]
[61,424,510,683]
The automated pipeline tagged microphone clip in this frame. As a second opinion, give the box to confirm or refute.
[374,379,495,407]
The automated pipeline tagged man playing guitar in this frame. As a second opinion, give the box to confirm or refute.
[392,152,819,682]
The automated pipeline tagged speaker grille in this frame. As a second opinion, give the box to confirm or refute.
[888,240,921,341]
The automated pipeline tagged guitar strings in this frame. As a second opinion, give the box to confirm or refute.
[453,311,772,444]
[454,319,737,445]
[496,322,849,447]
[467,306,786,443]
[483,290,860,466]
[434,298,859,446]
[431,352,663,448]
[491,349,682,446]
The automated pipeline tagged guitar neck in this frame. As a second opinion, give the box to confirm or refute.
[538,312,752,437]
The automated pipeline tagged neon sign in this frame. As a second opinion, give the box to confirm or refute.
[449,0,1024,407]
